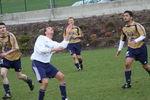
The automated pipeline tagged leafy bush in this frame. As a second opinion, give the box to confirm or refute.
[19,36,32,43]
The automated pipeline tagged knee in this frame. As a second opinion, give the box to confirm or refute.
[142,64,149,69]
[59,74,65,82]
[59,73,65,80]
[72,55,77,60]
[0,72,7,78]
[41,80,49,87]
[42,81,49,86]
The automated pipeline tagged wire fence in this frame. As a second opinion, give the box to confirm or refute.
[0,0,115,14]
[0,0,81,14]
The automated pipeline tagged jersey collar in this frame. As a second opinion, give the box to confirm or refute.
[125,21,136,27]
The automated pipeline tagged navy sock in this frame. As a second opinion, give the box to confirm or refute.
[75,63,80,69]
[125,71,131,84]
[24,77,31,83]
[78,59,82,64]
[78,59,83,69]
[38,89,45,100]
[59,84,67,100]
[3,84,11,94]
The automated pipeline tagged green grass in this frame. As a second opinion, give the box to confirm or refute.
[0,45,150,100]
[0,0,80,14]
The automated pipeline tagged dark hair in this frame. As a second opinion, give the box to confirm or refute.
[44,28,47,33]
[42,26,53,35]
[124,10,133,17]
[42,28,47,35]
[0,22,5,25]
[68,17,74,20]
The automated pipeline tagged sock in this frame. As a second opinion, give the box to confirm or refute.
[59,84,67,100]
[125,70,131,84]
[24,77,31,83]
[38,89,45,100]
[78,59,83,69]
[3,84,11,94]
[145,69,150,75]
[74,63,81,69]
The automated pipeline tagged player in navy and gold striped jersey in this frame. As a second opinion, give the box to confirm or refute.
[0,22,34,99]
[64,17,84,71]
[116,11,150,88]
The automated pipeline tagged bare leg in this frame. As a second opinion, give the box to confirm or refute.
[55,72,67,100]
[122,57,134,88]
[142,64,150,75]
[38,78,49,100]
[77,55,83,70]
[72,54,81,70]
[0,68,11,99]
[16,72,34,91]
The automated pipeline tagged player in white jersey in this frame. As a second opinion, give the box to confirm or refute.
[31,25,71,100]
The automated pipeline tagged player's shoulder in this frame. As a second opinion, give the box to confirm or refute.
[8,32,14,36]
[37,35,46,39]
[134,22,143,27]
[37,35,51,42]
[8,32,16,38]
[74,26,80,29]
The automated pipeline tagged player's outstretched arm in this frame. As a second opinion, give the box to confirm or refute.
[50,46,64,52]
[64,25,73,41]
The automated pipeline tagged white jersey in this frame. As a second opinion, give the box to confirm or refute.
[31,35,69,63]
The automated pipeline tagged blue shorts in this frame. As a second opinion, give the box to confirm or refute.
[0,58,22,72]
[126,44,148,65]
[68,42,81,55]
[32,60,59,83]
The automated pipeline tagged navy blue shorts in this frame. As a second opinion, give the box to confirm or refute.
[68,42,81,55]
[126,44,148,65]
[32,60,59,83]
[0,58,22,72]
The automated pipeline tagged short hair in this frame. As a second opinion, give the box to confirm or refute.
[68,17,74,20]
[0,22,5,26]
[43,28,47,34]
[41,27,53,35]
[124,10,133,17]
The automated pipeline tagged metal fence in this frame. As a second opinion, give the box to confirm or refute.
[0,0,80,14]
[0,0,114,14]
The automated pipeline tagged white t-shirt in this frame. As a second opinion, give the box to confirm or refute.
[31,35,69,63]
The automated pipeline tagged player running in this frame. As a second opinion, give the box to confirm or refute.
[64,17,84,71]
[116,11,150,88]
[0,22,34,99]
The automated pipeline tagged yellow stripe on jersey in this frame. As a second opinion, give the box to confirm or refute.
[0,32,22,61]
[120,21,146,48]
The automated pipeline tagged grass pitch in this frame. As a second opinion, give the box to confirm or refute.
[0,45,150,100]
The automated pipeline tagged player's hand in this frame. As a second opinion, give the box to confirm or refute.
[0,52,8,57]
[128,41,136,47]
[64,25,73,41]
[116,50,121,57]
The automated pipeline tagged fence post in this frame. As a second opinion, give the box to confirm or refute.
[0,0,2,14]
[24,0,27,11]
[49,0,52,9]
[53,0,56,8]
